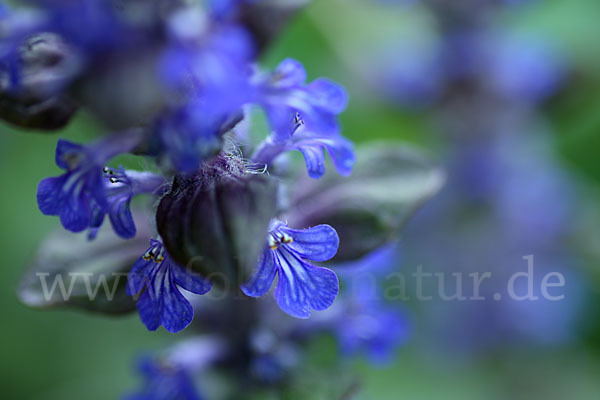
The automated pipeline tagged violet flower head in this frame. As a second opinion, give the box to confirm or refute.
[242,220,340,318]
[127,239,213,333]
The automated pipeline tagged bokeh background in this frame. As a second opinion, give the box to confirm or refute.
[2,0,600,398]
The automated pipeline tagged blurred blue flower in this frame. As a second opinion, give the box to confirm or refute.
[374,41,444,108]
[242,220,340,318]
[492,133,573,247]
[153,102,227,173]
[125,356,203,400]
[402,129,584,353]
[254,58,348,139]
[31,0,159,57]
[0,5,45,79]
[160,12,253,107]
[156,10,254,172]
[335,300,410,363]
[333,245,411,363]
[486,35,566,103]
[127,239,213,333]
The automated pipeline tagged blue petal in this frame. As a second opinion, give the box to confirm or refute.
[273,248,339,318]
[274,58,307,87]
[307,78,348,114]
[127,258,155,296]
[88,171,109,209]
[89,200,105,229]
[281,224,339,262]
[87,199,105,240]
[242,249,278,297]
[319,136,355,176]
[59,190,91,232]
[293,133,355,178]
[136,265,194,333]
[298,145,326,179]
[136,287,161,331]
[293,102,339,136]
[265,105,296,140]
[55,139,85,170]
[159,267,194,333]
[108,194,136,239]
[37,176,66,215]
[171,263,213,295]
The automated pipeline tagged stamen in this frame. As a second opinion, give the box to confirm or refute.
[294,112,304,125]
[103,166,130,185]
[154,246,166,263]
[281,232,293,244]
[142,248,154,261]
[268,235,278,250]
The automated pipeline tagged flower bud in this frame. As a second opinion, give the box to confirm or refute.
[157,154,278,286]
[0,33,79,130]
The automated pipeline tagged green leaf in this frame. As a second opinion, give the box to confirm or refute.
[288,143,445,261]
[17,212,153,314]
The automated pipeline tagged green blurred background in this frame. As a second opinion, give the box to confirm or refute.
[2,0,600,398]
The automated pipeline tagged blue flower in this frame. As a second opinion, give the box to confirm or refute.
[160,17,253,103]
[287,124,355,179]
[242,221,340,318]
[37,139,108,232]
[33,0,150,56]
[153,102,226,173]
[0,6,44,85]
[335,300,410,363]
[37,134,143,234]
[127,240,213,333]
[252,115,355,179]
[125,356,203,400]
[254,58,348,139]
[155,18,254,172]
[251,59,354,178]
[88,167,165,240]
[487,34,566,103]
[333,245,410,363]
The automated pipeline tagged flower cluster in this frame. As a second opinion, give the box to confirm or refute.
[8,0,443,397]
[2,0,354,332]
